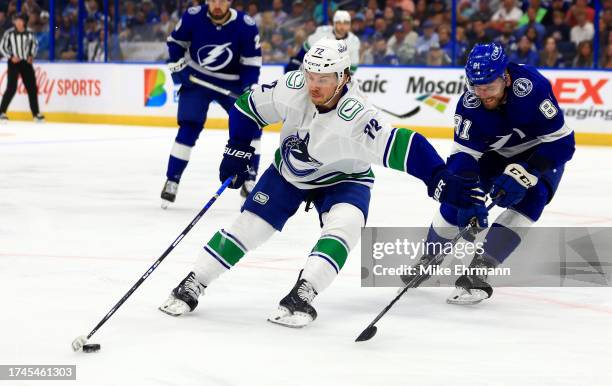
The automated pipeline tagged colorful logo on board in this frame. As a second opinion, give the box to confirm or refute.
[144,69,167,107]
[416,94,450,113]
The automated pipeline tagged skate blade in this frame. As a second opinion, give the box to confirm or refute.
[161,200,171,210]
[446,288,488,305]
[158,296,190,316]
[267,306,313,328]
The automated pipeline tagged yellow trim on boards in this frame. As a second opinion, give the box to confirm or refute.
[5,112,611,146]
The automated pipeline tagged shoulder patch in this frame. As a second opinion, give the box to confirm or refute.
[243,14,255,26]
[188,6,201,15]
[513,78,533,97]
[338,98,365,121]
[462,92,481,109]
[286,71,305,89]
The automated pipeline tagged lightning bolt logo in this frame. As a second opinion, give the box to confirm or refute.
[197,43,233,71]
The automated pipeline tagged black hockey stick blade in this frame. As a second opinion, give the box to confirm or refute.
[355,325,378,342]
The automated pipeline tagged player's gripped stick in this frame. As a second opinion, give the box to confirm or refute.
[71,176,236,353]
[189,75,240,99]
[355,195,502,343]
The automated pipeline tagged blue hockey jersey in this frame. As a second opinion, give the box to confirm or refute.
[450,62,575,174]
[167,5,262,92]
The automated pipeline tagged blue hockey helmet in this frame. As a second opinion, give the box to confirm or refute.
[465,42,509,87]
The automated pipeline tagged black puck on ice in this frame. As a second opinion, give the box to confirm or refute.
[82,343,101,353]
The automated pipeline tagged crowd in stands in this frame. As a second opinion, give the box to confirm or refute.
[0,0,610,68]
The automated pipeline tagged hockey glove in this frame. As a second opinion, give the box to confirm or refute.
[457,203,489,229]
[427,168,485,209]
[490,163,539,208]
[168,58,190,85]
[220,139,255,189]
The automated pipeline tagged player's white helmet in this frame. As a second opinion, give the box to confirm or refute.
[303,38,351,85]
[333,10,351,24]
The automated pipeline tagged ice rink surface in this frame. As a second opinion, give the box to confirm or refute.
[1,122,612,386]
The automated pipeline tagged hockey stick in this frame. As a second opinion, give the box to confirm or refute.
[188,75,240,99]
[71,176,235,352]
[355,197,500,342]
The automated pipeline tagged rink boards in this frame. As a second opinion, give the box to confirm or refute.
[1,62,611,145]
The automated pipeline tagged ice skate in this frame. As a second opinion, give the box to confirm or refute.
[34,113,45,123]
[268,275,318,328]
[159,272,205,316]
[447,253,496,305]
[160,180,179,209]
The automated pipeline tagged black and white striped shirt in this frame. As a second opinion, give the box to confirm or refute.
[0,27,38,60]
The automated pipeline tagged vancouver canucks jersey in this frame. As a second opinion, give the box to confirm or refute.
[228,71,445,190]
[167,5,262,92]
[451,62,574,172]
[305,26,361,73]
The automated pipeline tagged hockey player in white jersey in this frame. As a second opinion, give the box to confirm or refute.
[285,10,360,74]
[159,39,484,328]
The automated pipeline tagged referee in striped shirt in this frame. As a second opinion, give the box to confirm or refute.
[0,13,44,122]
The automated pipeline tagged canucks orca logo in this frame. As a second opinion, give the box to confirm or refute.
[197,43,233,71]
[281,132,322,177]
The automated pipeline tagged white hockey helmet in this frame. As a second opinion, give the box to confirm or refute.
[333,10,351,24]
[302,38,351,85]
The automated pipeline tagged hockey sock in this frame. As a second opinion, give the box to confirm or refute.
[166,141,193,182]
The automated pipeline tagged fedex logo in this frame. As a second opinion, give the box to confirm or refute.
[550,78,608,105]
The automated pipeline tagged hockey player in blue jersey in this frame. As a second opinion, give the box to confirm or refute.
[402,42,575,304]
[161,0,262,208]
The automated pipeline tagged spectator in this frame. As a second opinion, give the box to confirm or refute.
[542,0,567,26]
[565,0,594,27]
[457,0,477,26]
[63,0,78,18]
[313,0,338,25]
[546,10,570,43]
[258,11,277,42]
[455,25,469,64]
[387,22,417,64]
[495,20,517,52]
[570,9,594,46]
[268,29,288,63]
[471,0,495,24]
[509,35,539,65]
[362,34,399,65]
[491,0,523,31]
[351,12,366,39]
[271,0,288,26]
[281,1,308,37]
[517,0,547,28]
[121,1,137,31]
[437,24,453,59]
[515,7,546,47]
[246,2,262,27]
[415,19,439,56]
[572,39,593,67]
[426,42,451,66]
[141,0,160,25]
[154,11,175,41]
[539,36,564,67]
[467,17,492,47]
[373,15,390,39]
[600,42,612,68]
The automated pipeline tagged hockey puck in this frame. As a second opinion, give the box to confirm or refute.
[82,343,101,353]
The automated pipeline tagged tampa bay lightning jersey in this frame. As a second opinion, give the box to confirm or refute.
[167,5,262,92]
[451,62,574,170]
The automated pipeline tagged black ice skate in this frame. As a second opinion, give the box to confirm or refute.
[399,253,440,288]
[447,253,497,305]
[34,113,45,123]
[159,272,206,316]
[268,274,318,328]
[160,179,179,209]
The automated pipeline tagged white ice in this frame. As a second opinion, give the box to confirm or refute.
[1,122,611,386]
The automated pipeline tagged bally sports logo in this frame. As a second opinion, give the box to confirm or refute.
[144,69,167,107]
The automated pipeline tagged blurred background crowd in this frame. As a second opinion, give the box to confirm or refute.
[0,0,610,68]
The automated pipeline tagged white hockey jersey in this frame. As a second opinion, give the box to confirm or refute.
[234,71,421,190]
[304,26,361,73]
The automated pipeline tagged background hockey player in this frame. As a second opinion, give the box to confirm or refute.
[284,10,360,74]
[161,0,262,208]
[402,42,575,305]
[159,38,485,328]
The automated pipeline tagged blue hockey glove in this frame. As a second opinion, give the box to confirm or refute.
[168,58,190,85]
[220,139,255,189]
[490,163,539,208]
[457,203,489,228]
[428,168,485,209]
